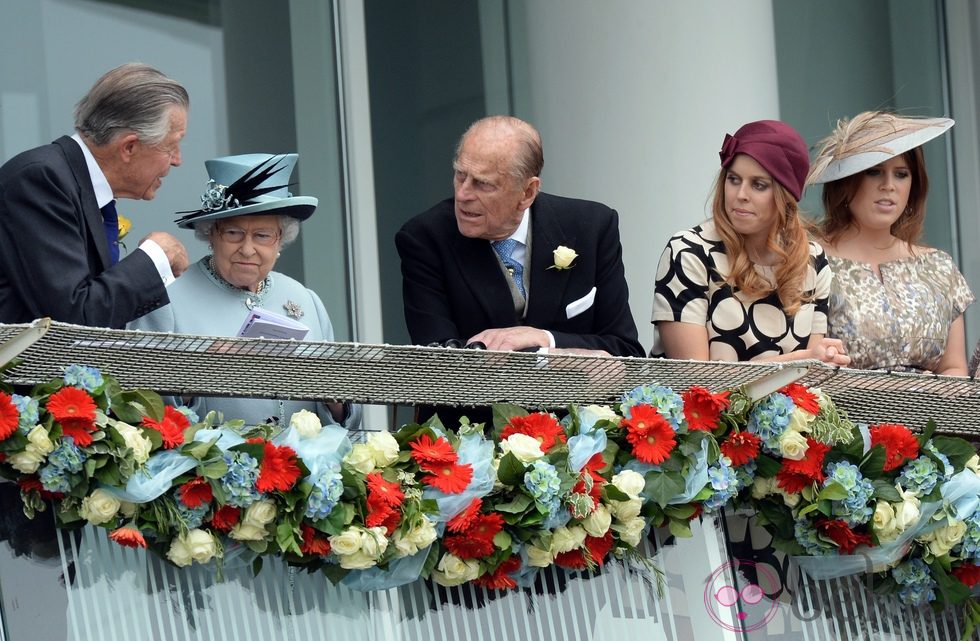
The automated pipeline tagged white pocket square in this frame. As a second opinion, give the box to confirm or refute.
[565,286,596,319]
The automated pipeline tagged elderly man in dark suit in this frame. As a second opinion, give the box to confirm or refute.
[0,63,190,328]
[396,115,643,358]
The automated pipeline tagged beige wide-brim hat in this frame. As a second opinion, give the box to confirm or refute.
[807,113,953,185]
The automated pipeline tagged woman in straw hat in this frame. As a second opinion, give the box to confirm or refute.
[130,153,360,428]
[809,112,974,374]
[651,120,850,365]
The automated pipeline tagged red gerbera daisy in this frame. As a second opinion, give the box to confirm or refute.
[210,505,241,532]
[446,498,483,533]
[721,431,762,467]
[775,439,830,493]
[582,452,606,474]
[952,563,980,588]
[178,477,213,509]
[682,386,731,432]
[688,503,704,522]
[109,527,147,549]
[474,556,521,590]
[815,518,873,554]
[366,472,405,508]
[554,549,588,569]
[585,530,614,567]
[366,492,401,532]
[18,475,64,500]
[622,404,676,465]
[256,442,302,492]
[0,392,19,441]
[780,383,820,415]
[500,413,567,452]
[869,423,920,472]
[246,436,265,445]
[141,406,190,449]
[444,533,496,559]
[409,433,458,466]
[421,461,473,494]
[47,387,97,423]
[300,523,332,556]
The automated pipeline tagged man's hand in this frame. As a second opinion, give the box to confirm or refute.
[467,326,551,351]
[143,231,189,277]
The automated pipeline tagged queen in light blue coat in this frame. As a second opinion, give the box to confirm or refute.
[129,153,360,431]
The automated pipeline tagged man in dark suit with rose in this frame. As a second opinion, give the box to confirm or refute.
[396,115,642,359]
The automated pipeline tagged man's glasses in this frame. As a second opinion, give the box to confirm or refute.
[217,227,281,246]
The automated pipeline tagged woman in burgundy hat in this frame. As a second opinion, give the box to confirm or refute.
[650,120,850,365]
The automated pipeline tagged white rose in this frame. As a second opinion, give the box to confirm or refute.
[432,554,480,586]
[9,450,44,474]
[966,454,980,475]
[242,499,277,528]
[920,520,967,557]
[367,431,401,468]
[611,470,645,498]
[340,550,380,569]
[79,488,121,525]
[119,501,137,518]
[526,541,553,567]
[778,428,809,461]
[392,531,418,558]
[500,433,545,463]
[788,408,817,434]
[751,477,776,499]
[186,528,219,563]
[330,528,365,556]
[167,536,193,567]
[582,405,619,423]
[552,245,578,269]
[346,444,376,475]
[289,409,322,438]
[550,525,587,554]
[229,523,267,541]
[781,491,801,508]
[614,516,647,547]
[26,425,55,455]
[872,501,899,542]
[359,527,390,558]
[893,489,921,532]
[113,422,152,465]
[609,497,642,522]
[582,504,612,538]
[406,518,437,549]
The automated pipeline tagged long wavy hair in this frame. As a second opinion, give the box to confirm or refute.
[711,167,813,316]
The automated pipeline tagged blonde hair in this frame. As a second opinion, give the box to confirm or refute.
[711,168,813,315]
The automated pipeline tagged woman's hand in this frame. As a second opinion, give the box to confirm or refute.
[802,336,850,366]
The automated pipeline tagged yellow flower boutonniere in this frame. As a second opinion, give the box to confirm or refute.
[549,245,578,270]
[117,213,132,241]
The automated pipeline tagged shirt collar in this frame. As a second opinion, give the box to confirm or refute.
[501,208,531,245]
[71,133,114,208]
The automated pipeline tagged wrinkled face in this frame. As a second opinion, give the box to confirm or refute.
[209,214,282,291]
[847,155,913,232]
[452,130,535,241]
[723,154,780,242]
[122,106,187,200]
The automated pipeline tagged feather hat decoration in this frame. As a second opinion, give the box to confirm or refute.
[175,153,317,228]
[807,112,953,185]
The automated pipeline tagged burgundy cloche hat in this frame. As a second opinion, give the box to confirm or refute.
[719,120,809,201]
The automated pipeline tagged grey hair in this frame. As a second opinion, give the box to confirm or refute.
[74,63,189,146]
[456,115,544,182]
[194,215,301,247]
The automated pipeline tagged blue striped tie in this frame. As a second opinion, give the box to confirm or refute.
[492,238,525,298]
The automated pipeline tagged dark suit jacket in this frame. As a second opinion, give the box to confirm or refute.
[395,192,643,357]
[0,136,167,328]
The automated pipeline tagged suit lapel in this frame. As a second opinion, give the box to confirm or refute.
[55,136,110,270]
[448,228,519,326]
[526,195,575,327]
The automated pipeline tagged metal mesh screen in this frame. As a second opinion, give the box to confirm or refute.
[3,321,980,437]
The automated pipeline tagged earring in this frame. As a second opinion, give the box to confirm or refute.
[277,252,281,258]
[208,243,213,252]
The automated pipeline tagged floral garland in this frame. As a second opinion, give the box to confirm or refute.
[1,365,979,636]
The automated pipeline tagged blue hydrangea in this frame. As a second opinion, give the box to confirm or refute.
[524,459,563,515]
[922,440,953,480]
[734,459,757,492]
[621,385,684,431]
[702,457,739,512]
[175,406,200,425]
[956,505,980,562]
[794,519,835,556]
[898,455,941,497]
[747,393,795,453]
[306,467,344,520]
[11,394,39,434]
[176,499,210,529]
[824,461,874,526]
[39,467,70,494]
[39,441,86,493]
[219,451,261,508]
[891,558,937,606]
[63,365,104,393]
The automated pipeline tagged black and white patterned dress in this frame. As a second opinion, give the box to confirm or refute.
[650,220,830,361]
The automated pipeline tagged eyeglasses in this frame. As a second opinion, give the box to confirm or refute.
[217,227,281,246]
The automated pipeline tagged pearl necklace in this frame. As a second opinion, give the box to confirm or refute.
[206,256,271,310]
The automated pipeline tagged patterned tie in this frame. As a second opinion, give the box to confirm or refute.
[492,238,526,298]
[101,199,120,265]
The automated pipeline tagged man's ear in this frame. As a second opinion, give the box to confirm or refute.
[117,133,141,162]
[519,176,541,210]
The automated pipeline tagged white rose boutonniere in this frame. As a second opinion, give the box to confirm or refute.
[550,245,578,270]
